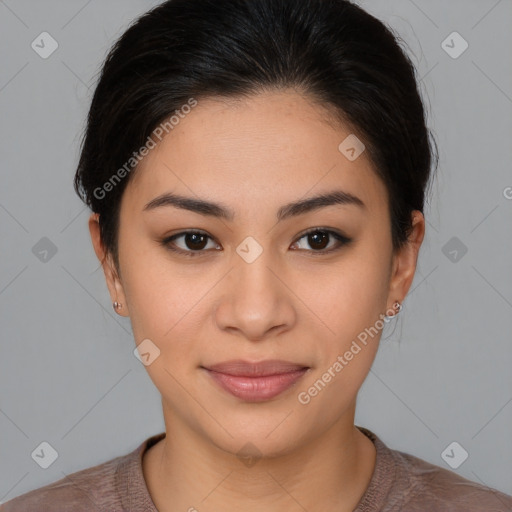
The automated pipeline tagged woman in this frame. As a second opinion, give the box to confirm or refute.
[3,0,511,510]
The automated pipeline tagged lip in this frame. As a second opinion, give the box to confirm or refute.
[202,359,310,402]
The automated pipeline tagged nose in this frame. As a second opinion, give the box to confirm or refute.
[213,248,296,342]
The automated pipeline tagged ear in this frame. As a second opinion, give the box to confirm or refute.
[386,210,425,310]
[88,212,129,317]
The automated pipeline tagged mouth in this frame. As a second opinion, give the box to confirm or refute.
[201,359,310,402]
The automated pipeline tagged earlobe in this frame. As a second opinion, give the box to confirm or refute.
[88,213,129,317]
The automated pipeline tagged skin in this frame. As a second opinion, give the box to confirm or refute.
[89,88,425,512]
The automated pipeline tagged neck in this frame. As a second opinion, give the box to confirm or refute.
[142,414,376,512]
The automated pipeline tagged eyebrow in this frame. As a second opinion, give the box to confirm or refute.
[143,190,366,222]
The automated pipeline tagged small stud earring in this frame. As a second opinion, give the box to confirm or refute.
[384,301,402,321]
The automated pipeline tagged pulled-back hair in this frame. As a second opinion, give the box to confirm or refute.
[74,0,438,273]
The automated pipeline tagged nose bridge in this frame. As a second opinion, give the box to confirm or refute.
[233,238,281,308]
[213,236,294,340]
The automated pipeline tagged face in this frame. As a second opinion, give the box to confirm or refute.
[90,89,424,458]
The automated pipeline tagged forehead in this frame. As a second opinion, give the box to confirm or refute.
[122,89,388,218]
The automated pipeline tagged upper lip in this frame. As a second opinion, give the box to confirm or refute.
[203,359,309,377]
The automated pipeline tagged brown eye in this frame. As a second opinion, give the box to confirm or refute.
[291,228,352,255]
[181,232,209,250]
[307,231,329,250]
[162,231,220,257]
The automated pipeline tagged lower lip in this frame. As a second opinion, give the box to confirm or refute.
[204,368,309,402]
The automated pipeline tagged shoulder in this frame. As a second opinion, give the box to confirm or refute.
[390,446,512,511]
[358,427,512,512]
[0,448,136,512]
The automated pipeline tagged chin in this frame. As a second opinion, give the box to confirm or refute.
[196,409,314,462]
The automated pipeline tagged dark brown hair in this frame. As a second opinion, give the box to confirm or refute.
[74,0,438,273]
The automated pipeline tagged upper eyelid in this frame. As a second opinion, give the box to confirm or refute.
[169,227,343,239]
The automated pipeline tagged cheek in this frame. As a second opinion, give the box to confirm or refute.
[313,255,389,333]
[307,241,391,369]
[117,240,185,342]
[297,267,387,413]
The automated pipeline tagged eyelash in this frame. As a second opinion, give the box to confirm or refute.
[160,228,352,258]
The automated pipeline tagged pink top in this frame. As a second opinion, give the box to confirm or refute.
[2,426,511,511]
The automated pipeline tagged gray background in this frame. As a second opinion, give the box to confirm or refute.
[1,0,511,503]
